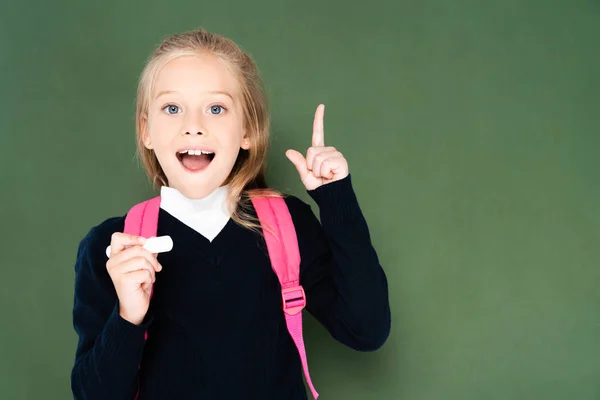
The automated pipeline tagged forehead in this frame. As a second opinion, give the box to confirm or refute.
[152,53,240,98]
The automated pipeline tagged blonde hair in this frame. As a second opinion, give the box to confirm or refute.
[135,27,281,233]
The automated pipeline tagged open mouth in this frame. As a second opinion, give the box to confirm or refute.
[176,149,216,172]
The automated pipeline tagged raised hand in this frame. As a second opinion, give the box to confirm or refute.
[286,104,349,190]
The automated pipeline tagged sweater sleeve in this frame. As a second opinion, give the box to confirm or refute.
[289,175,391,351]
[71,220,152,399]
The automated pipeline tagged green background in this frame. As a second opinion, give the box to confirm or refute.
[1,0,599,399]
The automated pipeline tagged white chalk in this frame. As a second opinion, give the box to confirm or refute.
[106,235,173,258]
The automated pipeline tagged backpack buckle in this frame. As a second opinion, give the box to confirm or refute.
[282,285,306,315]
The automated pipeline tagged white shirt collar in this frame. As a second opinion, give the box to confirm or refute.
[159,185,231,242]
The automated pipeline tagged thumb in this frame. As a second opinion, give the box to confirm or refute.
[286,150,309,181]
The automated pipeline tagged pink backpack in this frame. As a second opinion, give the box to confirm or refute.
[124,196,319,399]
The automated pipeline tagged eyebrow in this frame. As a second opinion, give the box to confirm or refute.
[155,90,234,100]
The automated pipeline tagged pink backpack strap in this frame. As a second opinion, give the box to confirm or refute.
[123,195,161,310]
[124,196,161,239]
[123,196,161,400]
[252,196,319,399]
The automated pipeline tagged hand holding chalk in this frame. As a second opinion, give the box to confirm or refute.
[106,235,173,258]
[105,233,170,325]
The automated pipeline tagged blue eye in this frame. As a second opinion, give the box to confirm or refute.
[163,105,180,114]
[210,105,225,115]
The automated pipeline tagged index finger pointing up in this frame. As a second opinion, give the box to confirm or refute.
[312,104,325,147]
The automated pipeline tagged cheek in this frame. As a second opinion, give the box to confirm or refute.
[218,140,241,161]
[212,119,242,145]
[216,131,243,164]
[149,118,179,147]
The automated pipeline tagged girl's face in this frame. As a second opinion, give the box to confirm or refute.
[143,53,250,199]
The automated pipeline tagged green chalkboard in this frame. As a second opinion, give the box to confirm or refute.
[1,0,599,398]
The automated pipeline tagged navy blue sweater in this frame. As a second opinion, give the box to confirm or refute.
[71,175,390,399]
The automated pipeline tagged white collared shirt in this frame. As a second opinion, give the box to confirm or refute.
[159,185,231,242]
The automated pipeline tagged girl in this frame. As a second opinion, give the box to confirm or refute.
[71,27,390,400]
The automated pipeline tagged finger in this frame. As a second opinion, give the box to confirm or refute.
[326,154,347,176]
[141,281,153,296]
[126,269,155,285]
[112,257,157,280]
[110,246,162,272]
[312,104,325,148]
[309,149,339,177]
[320,159,336,180]
[110,232,146,258]
[109,246,162,272]
[311,154,325,179]
[286,149,310,181]
[306,146,337,169]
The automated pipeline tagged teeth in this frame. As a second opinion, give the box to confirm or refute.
[179,150,214,155]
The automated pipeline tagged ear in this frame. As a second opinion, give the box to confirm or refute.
[141,116,153,150]
[240,135,250,150]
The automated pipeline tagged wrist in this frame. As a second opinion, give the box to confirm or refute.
[119,307,144,326]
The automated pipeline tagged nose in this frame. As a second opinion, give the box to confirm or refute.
[182,112,206,136]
